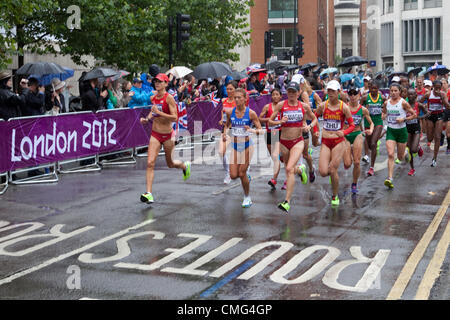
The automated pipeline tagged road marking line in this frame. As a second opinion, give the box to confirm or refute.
[415,208,450,300]
[386,189,450,300]
[0,219,156,287]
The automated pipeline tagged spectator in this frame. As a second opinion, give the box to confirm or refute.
[22,77,46,116]
[0,71,24,120]
[81,78,108,112]
[247,72,264,95]
[120,81,133,108]
[128,78,151,109]
[140,73,154,94]
[104,79,117,110]
[46,78,67,115]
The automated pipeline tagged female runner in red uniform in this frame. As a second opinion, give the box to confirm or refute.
[139,73,191,204]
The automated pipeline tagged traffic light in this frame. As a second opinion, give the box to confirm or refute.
[264,31,275,62]
[294,34,304,59]
[176,13,190,51]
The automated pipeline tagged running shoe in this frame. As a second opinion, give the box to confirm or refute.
[309,170,316,183]
[140,192,154,204]
[278,200,290,213]
[395,159,401,164]
[367,167,375,176]
[351,183,358,194]
[242,197,252,208]
[408,169,416,176]
[384,179,394,189]
[418,146,424,157]
[362,155,370,164]
[183,161,191,181]
[431,159,437,167]
[308,147,313,156]
[331,195,340,207]
[281,181,287,190]
[268,179,277,190]
[224,173,231,185]
[297,164,308,185]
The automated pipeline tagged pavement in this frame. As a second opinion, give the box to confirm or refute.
[0,134,449,301]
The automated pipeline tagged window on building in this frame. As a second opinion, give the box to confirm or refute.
[381,22,394,56]
[388,0,394,13]
[424,0,442,9]
[403,17,441,53]
[268,0,297,19]
[270,28,295,59]
[404,0,418,10]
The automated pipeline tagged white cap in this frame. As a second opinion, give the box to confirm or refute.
[392,76,401,83]
[291,74,305,85]
[326,80,341,91]
[424,80,433,87]
[364,76,371,81]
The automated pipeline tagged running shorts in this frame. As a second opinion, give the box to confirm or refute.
[406,123,421,135]
[386,127,408,144]
[365,114,383,128]
[427,112,444,123]
[345,131,362,145]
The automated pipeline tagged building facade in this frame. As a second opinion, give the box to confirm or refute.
[334,0,361,59]
[375,0,450,71]
[248,0,335,66]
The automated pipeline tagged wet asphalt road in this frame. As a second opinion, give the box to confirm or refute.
[0,134,449,301]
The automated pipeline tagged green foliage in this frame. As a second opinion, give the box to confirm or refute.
[0,0,254,73]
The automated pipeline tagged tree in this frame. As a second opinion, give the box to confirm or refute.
[0,0,254,74]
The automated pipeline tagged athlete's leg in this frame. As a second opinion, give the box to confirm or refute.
[329,142,346,198]
[271,141,281,181]
[386,140,396,180]
[146,136,163,194]
[163,139,186,170]
[319,144,332,177]
[285,141,304,203]
[369,126,383,168]
[238,146,253,196]
[343,140,353,170]
[433,120,444,160]
[302,138,314,174]
[352,135,364,184]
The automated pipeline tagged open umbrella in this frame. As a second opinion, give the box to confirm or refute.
[320,67,338,77]
[339,73,355,83]
[264,60,282,71]
[29,67,74,86]
[82,67,119,81]
[192,62,233,80]
[166,66,193,79]
[426,63,449,76]
[300,62,318,71]
[246,63,267,75]
[16,62,66,76]
[338,56,368,68]
[231,70,248,81]
[408,67,423,76]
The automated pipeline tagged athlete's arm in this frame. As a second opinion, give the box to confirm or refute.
[362,107,374,136]
[222,109,231,141]
[417,102,430,119]
[340,103,355,137]
[300,91,309,104]
[246,110,264,135]
[314,93,323,106]
[418,92,430,104]
[259,104,270,124]
[440,91,450,109]
[315,101,325,117]
[302,102,317,132]
[401,100,417,123]
[268,101,286,127]
[381,101,388,120]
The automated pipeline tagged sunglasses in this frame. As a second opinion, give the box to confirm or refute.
[348,91,359,96]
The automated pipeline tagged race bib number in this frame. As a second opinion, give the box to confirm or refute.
[284,110,304,123]
[152,104,163,117]
[429,103,442,112]
[387,115,399,124]
[352,115,362,126]
[406,118,418,125]
[369,105,382,115]
[232,126,248,137]
[323,119,341,131]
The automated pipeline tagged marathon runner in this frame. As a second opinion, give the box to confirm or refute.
[419,80,450,167]
[259,88,282,190]
[140,73,191,204]
[219,81,238,184]
[223,88,263,208]
[415,76,428,138]
[268,82,318,213]
[405,88,428,176]
[381,83,417,189]
[361,80,386,177]
[315,80,356,206]
[343,85,374,194]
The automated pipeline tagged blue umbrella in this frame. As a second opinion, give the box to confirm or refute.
[339,73,355,83]
[426,63,449,75]
[320,67,338,77]
[30,67,75,86]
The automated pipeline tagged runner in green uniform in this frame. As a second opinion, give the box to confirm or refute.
[343,85,374,194]
[361,80,386,177]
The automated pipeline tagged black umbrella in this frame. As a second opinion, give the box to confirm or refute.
[300,62,318,70]
[408,67,423,76]
[231,70,247,81]
[264,61,282,70]
[192,62,233,80]
[338,56,368,68]
[81,67,119,81]
[388,72,408,79]
[16,62,66,76]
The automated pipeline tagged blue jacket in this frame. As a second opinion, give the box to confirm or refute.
[141,73,154,94]
[128,86,152,109]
